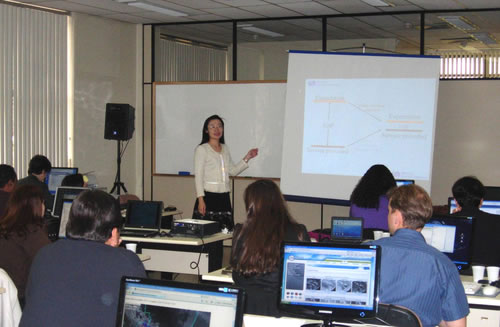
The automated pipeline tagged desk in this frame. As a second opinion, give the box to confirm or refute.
[243,314,396,327]
[461,275,500,326]
[202,266,233,283]
[137,253,151,262]
[122,232,231,275]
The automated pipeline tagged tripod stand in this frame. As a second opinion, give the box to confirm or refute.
[110,140,128,195]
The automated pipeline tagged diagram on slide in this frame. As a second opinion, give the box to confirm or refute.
[302,78,438,179]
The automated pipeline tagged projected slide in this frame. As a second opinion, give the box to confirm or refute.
[302,78,437,180]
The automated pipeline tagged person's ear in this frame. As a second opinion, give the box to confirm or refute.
[105,227,121,247]
[453,197,462,213]
[393,209,404,229]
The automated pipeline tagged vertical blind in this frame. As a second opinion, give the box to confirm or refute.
[0,4,68,178]
[157,37,227,82]
[440,51,500,79]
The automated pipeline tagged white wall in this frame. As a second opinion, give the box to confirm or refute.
[72,13,142,195]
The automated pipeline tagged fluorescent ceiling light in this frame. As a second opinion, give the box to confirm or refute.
[470,32,497,45]
[438,16,477,31]
[360,0,391,7]
[127,1,188,16]
[241,26,284,38]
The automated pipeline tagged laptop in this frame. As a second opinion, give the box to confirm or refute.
[116,276,245,327]
[45,167,79,195]
[330,216,364,244]
[120,201,163,237]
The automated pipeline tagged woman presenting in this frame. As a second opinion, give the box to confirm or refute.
[194,114,258,217]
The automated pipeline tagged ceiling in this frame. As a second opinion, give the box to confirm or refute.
[12,0,500,52]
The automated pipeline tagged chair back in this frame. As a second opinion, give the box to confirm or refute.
[377,303,422,327]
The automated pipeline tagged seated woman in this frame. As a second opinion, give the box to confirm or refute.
[349,164,396,231]
[0,185,51,306]
[230,179,310,316]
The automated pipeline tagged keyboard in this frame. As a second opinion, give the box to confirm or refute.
[120,230,158,238]
[462,281,481,295]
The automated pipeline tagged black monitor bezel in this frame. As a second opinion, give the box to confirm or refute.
[51,186,88,217]
[124,200,164,229]
[424,214,475,271]
[330,216,364,240]
[45,167,79,194]
[278,241,381,320]
[115,276,245,327]
[395,179,415,187]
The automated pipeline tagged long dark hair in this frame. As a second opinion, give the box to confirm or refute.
[0,185,45,239]
[350,164,396,209]
[231,179,303,275]
[199,114,225,145]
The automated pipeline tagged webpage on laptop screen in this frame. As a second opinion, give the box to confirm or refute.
[121,283,238,327]
[281,245,377,311]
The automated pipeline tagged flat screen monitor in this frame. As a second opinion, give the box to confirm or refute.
[395,179,415,187]
[330,217,363,242]
[58,200,72,238]
[485,186,500,200]
[116,276,245,327]
[279,242,380,322]
[52,187,88,218]
[448,197,500,216]
[45,167,78,195]
[421,215,475,271]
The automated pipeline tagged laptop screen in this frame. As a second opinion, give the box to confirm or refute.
[52,187,88,217]
[45,167,78,195]
[331,217,363,240]
[449,197,500,216]
[421,215,475,271]
[279,242,380,319]
[124,201,163,229]
[116,277,245,327]
[58,200,72,238]
[395,179,415,187]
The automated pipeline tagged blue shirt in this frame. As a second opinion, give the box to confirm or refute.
[369,229,469,327]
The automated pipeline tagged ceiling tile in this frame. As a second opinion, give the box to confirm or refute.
[280,1,340,15]
[239,4,302,17]
[316,0,380,14]
[203,6,265,19]
[405,0,465,10]
[165,0,228,9]
[214,0,268,5]
[189,13,230,21]
[102,12,159,23]
[68,0,145,13]
[39,1,113,15]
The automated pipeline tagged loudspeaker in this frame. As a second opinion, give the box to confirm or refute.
[104,103,135,141]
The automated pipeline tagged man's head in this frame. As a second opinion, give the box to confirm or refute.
[0,164,17,192]
[66,189,123,247]
[452,176,485,209]
[28,155,52,182]
[387,184,433,234]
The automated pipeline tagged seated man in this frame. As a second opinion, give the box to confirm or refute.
[20,190,146,326]
[370,185,469,327]
[17,155,52,208]
[452,176,500,266]
[0,164,17,217]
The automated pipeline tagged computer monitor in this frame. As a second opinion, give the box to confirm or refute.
[421,215,475,271]
[485,186,500,200]
[395,179,415,187]
[45,167,78,195]
[116,277,245,327]
[279,242,380,323]
[448,197,500,216]
[52,187,88,218]
[124,201,163,230]
[58,200,73,238]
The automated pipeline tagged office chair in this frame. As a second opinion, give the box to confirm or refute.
[376,303,422,327]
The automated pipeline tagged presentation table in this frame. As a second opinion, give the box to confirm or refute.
[121,232,232,275]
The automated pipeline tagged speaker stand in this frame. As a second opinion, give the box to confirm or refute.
[110,140,128,196]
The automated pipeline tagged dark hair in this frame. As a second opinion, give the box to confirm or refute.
[388,184,433,230]
[231,179,304,275]
[350,164,396,209]
[199,114,225,145]
[66,190,122,243]
[0,185,45,238]
[28,155,52,175]
[61,174,84,187]
[452,176,485,209]
[0,164,17,188]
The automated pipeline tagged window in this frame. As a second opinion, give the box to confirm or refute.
[0,3,70,177]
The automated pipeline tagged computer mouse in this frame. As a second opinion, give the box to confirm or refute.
[483,285,498,296]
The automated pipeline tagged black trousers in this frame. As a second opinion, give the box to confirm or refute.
[193,191,231,216]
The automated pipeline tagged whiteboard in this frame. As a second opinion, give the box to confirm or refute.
[154,82,286,178]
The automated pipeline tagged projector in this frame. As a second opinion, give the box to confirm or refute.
[171,219,219,237]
